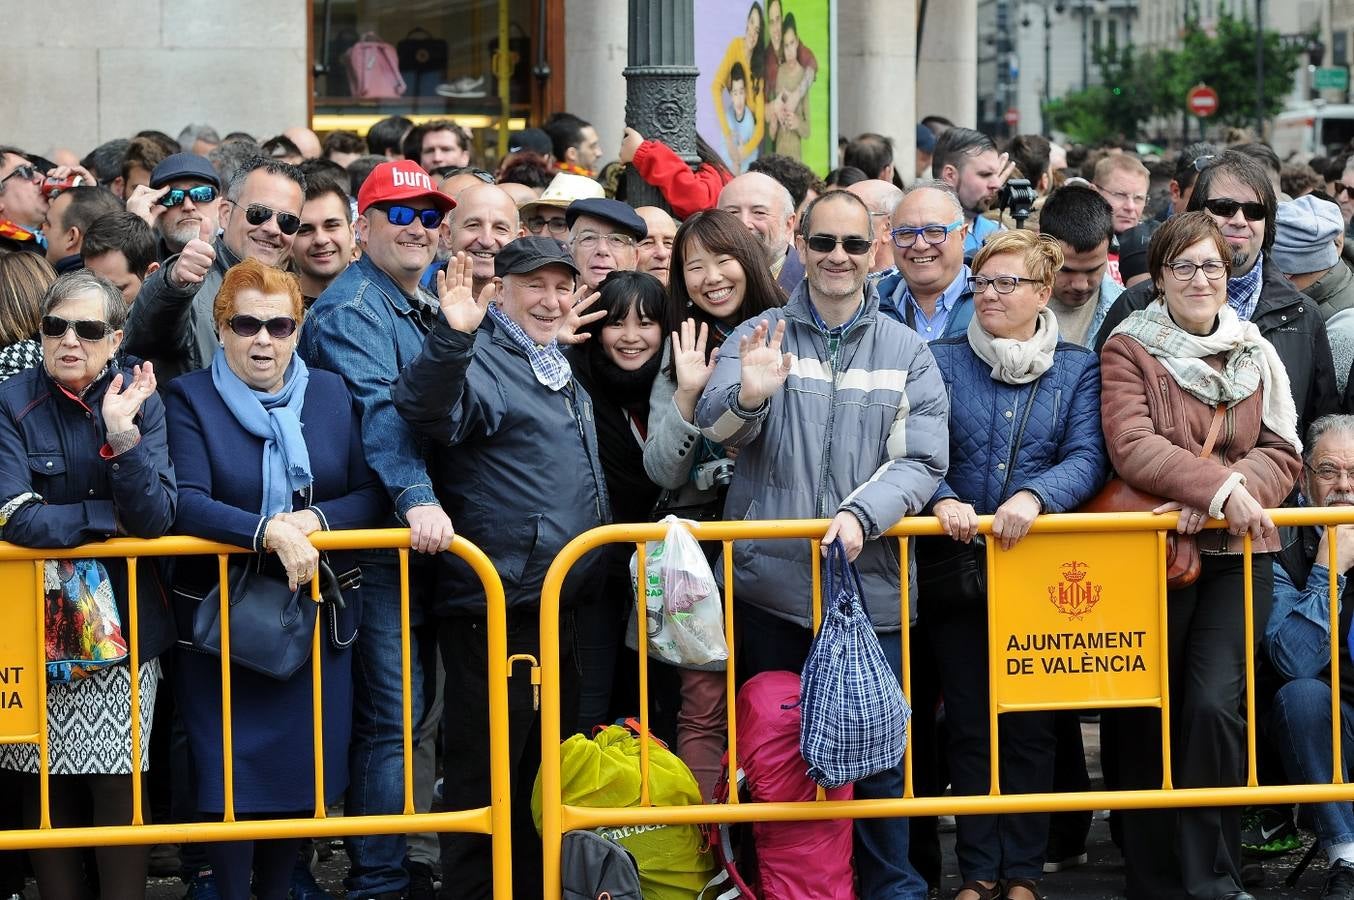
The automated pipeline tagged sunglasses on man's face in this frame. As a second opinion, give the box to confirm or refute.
[227,315,298,339]
[804,233,873,255]
[243,204,302,235]
[41,315,112,341]
[381,205,446,229]
[1202,198,1267,222]
[158,185,218,208]
[1335,182,1354,199]
[0,164,39,187]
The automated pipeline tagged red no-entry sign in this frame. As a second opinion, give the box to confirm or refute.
[1187,84,1219,117]
[1004,108,1020,126]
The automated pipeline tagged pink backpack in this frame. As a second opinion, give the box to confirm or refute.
[701,671,857,899]
[345,33,406,99]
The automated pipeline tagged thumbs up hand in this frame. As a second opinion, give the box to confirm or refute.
[171,218,218,288]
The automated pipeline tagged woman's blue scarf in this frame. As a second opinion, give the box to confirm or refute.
[210,347,312,515]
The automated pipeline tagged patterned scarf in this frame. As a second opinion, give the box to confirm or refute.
[488,303,572,391]
[1110,299,1300,453]
[0,220,37,244]
[1226,252,1264,322]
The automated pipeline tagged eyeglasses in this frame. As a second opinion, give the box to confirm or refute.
[1336,182,1354,199]
[244,204,302,235]
[1306,463,1354,482]
[41,315,113,341]
[0,164,39,188]
[574,231,636,251]
[443,167,495,184]
[1098,187,1149,206]
[158,185,218,208]
[1192,154,1218,173]
[227,315,298,339]
[525,215,570,236]
[1166,259,1228,282]
[967,274,1040,294]
[381,205,445,229]
[804,233,873,255]
[1203,198,1267,222]
[890,219,963,248]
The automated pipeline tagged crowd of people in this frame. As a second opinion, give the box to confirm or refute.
[4,110,1354,900]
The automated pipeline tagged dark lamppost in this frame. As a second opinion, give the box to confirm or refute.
[1020,1,1055,135]
[623,0,697,210]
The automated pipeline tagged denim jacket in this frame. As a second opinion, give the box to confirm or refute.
[299,254,441,521]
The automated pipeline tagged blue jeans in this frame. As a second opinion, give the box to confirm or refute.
[345,554,432,898]
[737,604,928,900]
[1271,676,1354,850]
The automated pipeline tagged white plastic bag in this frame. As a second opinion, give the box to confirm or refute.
[629,515,730,666]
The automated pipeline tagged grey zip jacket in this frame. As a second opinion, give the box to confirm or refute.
[695,281,949,630]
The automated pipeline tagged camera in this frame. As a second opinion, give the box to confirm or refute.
[693,458,735,492]
[996,178,1039,229]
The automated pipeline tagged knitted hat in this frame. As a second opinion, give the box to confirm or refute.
[1272,195,1342,275]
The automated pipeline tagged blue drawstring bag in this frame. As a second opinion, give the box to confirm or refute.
[799,539,910,788]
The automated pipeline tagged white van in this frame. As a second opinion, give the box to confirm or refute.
[1272,105,1354,160]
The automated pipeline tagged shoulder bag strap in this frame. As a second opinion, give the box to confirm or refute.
[1199,402,1227,459]
[998,375,1043,502]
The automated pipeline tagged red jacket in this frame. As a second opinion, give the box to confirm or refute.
[631,139,731,219]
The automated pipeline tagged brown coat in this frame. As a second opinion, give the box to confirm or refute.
[1100,333,1301,554]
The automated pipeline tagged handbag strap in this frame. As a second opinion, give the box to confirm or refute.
[999,375,1043,502]
[1200,402,1227,459]
[823,538,864,613]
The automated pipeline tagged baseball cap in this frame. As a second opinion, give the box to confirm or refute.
[509,128,554,156]
[150,152,221,189]
[565,197,648,239]
[519,172,605,218]
[494,236,582,278]
[356,160,456,215]
[915,124,937,156]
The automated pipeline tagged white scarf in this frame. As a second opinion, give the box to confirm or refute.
[966,307,1059,384]
[1110,301,1301,454]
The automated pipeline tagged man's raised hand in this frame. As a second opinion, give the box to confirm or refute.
[437,251,493,334]
[736,319,792,410]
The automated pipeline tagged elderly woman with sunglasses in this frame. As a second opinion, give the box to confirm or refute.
[1100,211,1302,900]
[0,270,175,899]
[923,230,1107,900]
[163,259,385,900]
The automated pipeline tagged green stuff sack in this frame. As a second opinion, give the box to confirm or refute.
[534,724,717,899]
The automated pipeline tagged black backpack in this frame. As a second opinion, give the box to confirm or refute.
[561,830,643,900]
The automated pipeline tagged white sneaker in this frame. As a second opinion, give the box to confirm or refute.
[436,76,488,98]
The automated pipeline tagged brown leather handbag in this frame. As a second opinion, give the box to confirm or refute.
[1082,401,1227,590]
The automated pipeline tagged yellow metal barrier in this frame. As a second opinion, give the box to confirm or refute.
[538,509,1354,898]
[0,529,515,899]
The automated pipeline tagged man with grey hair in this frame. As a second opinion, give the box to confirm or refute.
[876,180,973,340]
[847,179,905,282]
[123,156,305,380]
[176,124,221,157]
[1265,413,1354,900]
[718,171,804,292]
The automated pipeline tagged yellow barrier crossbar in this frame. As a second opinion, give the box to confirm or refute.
[0,529,515,899]
[538,509,1354,899]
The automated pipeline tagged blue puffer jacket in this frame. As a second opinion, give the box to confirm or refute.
[929,336,1107,514]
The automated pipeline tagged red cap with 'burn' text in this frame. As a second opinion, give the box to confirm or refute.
[356,161,456,215]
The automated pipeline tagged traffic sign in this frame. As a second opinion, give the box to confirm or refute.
[1005,107,1020,126]
[1186,84,1219,117]
[1315,66,1350,91]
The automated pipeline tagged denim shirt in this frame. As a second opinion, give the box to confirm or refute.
[300,254,441,520]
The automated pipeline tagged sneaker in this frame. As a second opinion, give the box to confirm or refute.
[405,860,438,900]
[1325,859,1354,900]
[435,76,488,99]
[184,869,221,900]
[1042,851,1088,873]
[1240,805,1301,857]
[288,859,332,900]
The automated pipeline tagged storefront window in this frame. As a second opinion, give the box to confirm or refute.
[311,0,534,145]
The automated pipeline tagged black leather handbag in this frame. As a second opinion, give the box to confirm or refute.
[192,554,348,680]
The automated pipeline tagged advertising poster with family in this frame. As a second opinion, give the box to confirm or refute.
[695,0,836,178]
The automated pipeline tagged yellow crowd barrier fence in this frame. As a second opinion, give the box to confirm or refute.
[0,529,515,899]
[538,509,1354,899]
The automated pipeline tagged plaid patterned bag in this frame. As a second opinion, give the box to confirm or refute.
[799,539,910,788]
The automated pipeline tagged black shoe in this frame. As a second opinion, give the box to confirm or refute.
[404,861,437,900]
[1324,859,1354,900]
[1240,805,1301,857]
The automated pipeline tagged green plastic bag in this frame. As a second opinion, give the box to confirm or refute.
[533,724,716,899]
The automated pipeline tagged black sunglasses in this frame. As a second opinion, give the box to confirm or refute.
[158,185,218,208]
[0,164,39,187]
[805,233,873,255]
[1202,198,1267,222]
[243,204,302,235]
[41,315,112,341]
[227,315,298,339]
[382,205,446,229]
